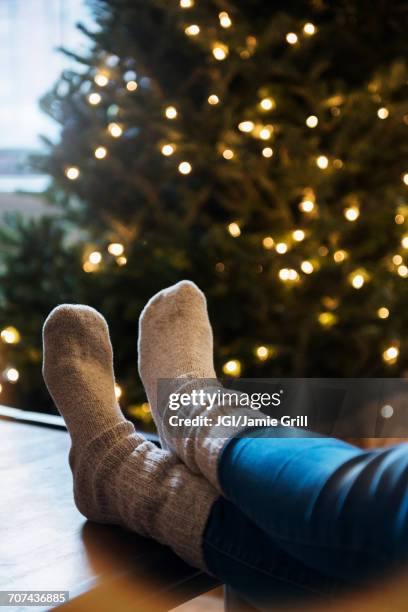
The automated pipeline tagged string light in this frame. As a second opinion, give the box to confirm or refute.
[114,383,123,399]
[333,250,347,263]
[349,269,368,289]
[228,222,241,237]
[344,206,360,221]
[301,260,314,274]
[1,327,20,344]
[116,256,127,266]
[161,143,176,156]
[398,264,408,277]
[94,73,109,87]
[83,262,95,273]
[178,161,192,175]
[180,0,194,7]
[88,251,102,264]
[259,126,273,140]
[255,346,270,361]
[262,236,274,249]
[165,106,178,119]
[108,243,124,256]
[126,80,138,91]
[222,148,234,160]
[65,166,80,180]
[318,246,328,256]
[222,359,241,376]
[303,22,316,35]
[185,24,200,36]
[276,242,288,254]
[219,11,232,28]
[306,115,318,128]
[212,43,229,60]
[299,198,315,213]
[286,32,298,45]
[393,254,403,265]
[4,367,19,382]
[279,268,299,282]
[378,307,390,319]
[316,155,329,169]
[318,312,337,327]
[292,229,305,242]
[208,94,219,105]
[401,235,408,248]
[260,98,275,111]
[403,173,408,186]
[377,107,389,119]
[395,214,405,224]
[94,146,107,159]
[108,123,122,137]
[88,93,101,105]
[262,147,273,158]
[238,121,255,133]
[382,345,399,364]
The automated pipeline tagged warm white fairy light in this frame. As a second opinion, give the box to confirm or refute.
[279,268,299,282]
[208,94,219,105]
[4,367,19,382]
[301,260,314,274]
[89,251,102,264]
[262,147,273,158]
[219,11,232,28]
[228,222,241,237]
[398,264,408,277]
[165,106,178,119]
[180,0,194,7]
[255,346,270,361]
[108,123,122,137]
[378,307,390,319]
[65,166,80,180]
[383,345,399,364]
[344,206,360,221]
[395,214,405,225]
[306,115,318,128]
[114,383,123,399]
[126,80,138,92]
[88,92,101,105]
[276,242,288,254]
[185,24,200,36]
[393,254,403,265]
[286,32,298,45]
[238,121,255,133]
[108,243,124,256]
[116,256,127,266]
[349,269,368,289]
[222,148,234,160]
[316,155,329,169]
[293,229,305,242]
[260,98,275,111]
[212,43,229,60]
[303,22,316,35]
[259,126,272,140]
[94,73,109,87]
[222,359,241,377]
[299,198,315,213]
[401,235,408,248]
[333,250,347,263]
[403,173,408,186]
[377,107,389,119]
[178,161,192,175]
[262,236,274,249]
[1,327,20,344]
[318,312,337,327]
[161,143,176,156]
[94,146,107,159]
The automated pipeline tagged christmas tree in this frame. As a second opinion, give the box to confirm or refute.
[1,0,408,423]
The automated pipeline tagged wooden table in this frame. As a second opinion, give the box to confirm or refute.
[0,408,218,612]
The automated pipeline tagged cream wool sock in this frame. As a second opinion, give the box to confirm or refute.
[42,304,218,569]
[138,281,253,491]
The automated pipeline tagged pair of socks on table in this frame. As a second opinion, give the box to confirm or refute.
[43,281,245,570]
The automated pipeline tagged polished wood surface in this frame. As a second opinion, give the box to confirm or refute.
[0,416,217,612]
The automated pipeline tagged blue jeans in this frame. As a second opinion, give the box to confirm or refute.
[202,430,408,608]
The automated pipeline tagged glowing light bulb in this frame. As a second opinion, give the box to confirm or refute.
[402,235,408,248]
[108,123,122,137]
[238,121,255,133]
[185,24,200,36]
[262,147,273,158]
[178,161,192,175]
[299,199,315,213]
[260,98,275,111]
[88,93,101,105]
[222,359,241,376]
[1,326,20,344]
[126,80,138,91]
[398,265,408,277]
[403,173,408,186]
[228,222,241,237]
[94,73,109,87]
[108,243,124,256]
[378,307,390,319]
[4,367,19,382]
[377,107,389,119]
[161,143,175,156]
[395,214,405,225]
[301,260,314,274]
[349,270,368,289]
[303,22,316,35]
[306,115,318,128]
[293,229,305,242]
[65,166,80,180]
[276,242,288,254]
[208,94,219,105]
[316,155,329,169]
[318,312,337,328]
[219,11,232,28]
[393,254,403,265]
[212,43,229,60]
[344,206,360,221]
[180,0,193,7]
[279,268,298,282]
[94,146,107,159]
[89,251,102,265]
[222,148,234,160]
[259,126,272,140]
[262,236,274,249]
[286,32,298,45]
[255,346,269,361]
[383,345,399,364]
[116,256,127,266]
[114,383,122,399]
[165,106,178,119]
[333,250,347,263]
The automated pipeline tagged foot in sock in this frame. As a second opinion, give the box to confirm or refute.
[138,281,253,490]
[43,304,217,568]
